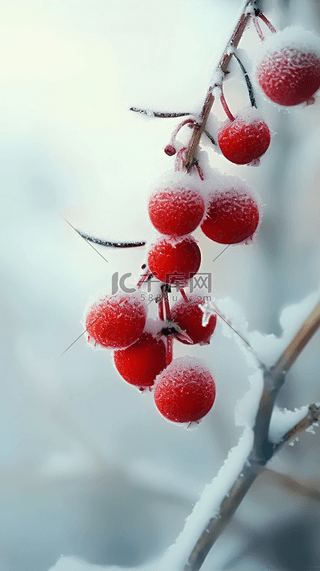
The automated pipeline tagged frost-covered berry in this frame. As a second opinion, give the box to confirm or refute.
[201,183,260,245]
[148,186,205,237]
[147,236,201,285]
[218,113,271,165]
[113,332,166,389]
[171,298,217,345]
[85,293,146,349]
[255,27,320,106]
[153,357,216,423]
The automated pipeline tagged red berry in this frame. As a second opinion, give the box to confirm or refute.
[255,26,320,107]
[148,187,205,237]
[147,236,201,285]
[85,293,146,349]
[257,48,320,106]
[164,144,176,156]
[218,115,271,165]
[201,186,260,245]
[113,332,166,389]
[171,298,217,345]
[153,357,216,423]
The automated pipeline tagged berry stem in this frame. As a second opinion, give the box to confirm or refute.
[166,335,173,366]
[195,162,205,181]
[233,52,257,108]
[220,85,235,121]
[180,288,189,303]
[253,16,265,41]
[171,118,195,141]
[258,12,276,34]
[137,268,152,288]
[163,291,172,321]
[167,119,195,157]
[183,0,256,171]
[158,295,164,321]
[175,146,188,172]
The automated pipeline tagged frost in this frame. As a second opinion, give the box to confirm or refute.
[199,169,263,220]
[305,425,317,434]
[254,26,320,107]
[255,26,320,64]
[147,168,208,206]
[269,405,309,443]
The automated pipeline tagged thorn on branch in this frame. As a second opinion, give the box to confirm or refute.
[233,52,257,108]
[76,229,146,248]
[204,130,216,146]
[130,107,192,118]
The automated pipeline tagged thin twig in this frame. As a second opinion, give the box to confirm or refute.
[272,403,320,454]
[203,130,216,146]
[271,301,320,378]
[233,51,257,108]
[184,0,255,171]
[263,467,320,503]
[76,229,146,248]
[130,107,192,118]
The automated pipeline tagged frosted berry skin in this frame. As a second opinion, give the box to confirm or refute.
[257,48,320,106]
[171,298,217,345]
[85,293,146,349]
[154,358,216,423]
[113,332,167,388]
[218,117,271,165]
[147,236,201,285]
[201,190,260,245]
[148,187,205,237]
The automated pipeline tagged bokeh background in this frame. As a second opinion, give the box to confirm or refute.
[1,0,320,570]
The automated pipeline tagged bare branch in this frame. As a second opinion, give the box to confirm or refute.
[271,301,320,378]
[184,402,320,571]
[184,294,320,570]
[263,468,320,503]
[273,403,320,454]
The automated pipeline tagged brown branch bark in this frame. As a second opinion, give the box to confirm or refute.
[263,468,320,503]
[271,301,320,377]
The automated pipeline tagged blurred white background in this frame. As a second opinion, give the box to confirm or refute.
[0,1,320,570]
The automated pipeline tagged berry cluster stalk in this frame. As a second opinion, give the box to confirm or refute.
[184,0,256,171]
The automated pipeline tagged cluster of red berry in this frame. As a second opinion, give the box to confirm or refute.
[85,287,217,425]
[84,17,320,426]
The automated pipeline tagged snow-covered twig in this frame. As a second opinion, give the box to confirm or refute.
[184,301,320,571]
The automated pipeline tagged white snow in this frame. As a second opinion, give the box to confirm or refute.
[255,25,320,63]
[268,405,309,443]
